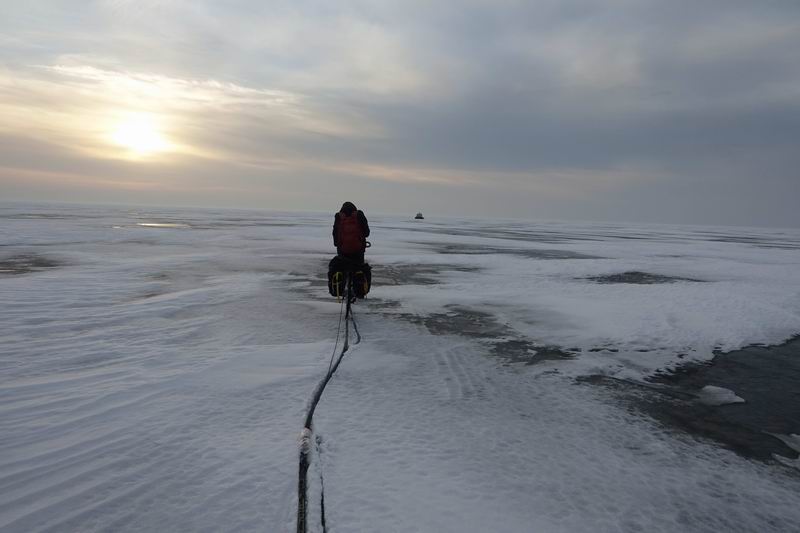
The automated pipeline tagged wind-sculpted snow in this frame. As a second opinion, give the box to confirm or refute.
[375,219,800,377]
[1,204,799,532]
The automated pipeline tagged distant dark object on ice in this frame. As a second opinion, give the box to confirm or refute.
[586,271,704,284]
[414,212,424,220]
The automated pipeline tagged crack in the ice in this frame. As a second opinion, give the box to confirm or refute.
[298,279,360,533]
[317,435,328,533]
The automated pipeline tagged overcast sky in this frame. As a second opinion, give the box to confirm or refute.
[1,1,799,227]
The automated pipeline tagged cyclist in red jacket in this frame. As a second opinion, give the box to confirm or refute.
[332,201,370,265]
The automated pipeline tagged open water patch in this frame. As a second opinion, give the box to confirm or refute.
[0,253,62,275]
[584,338,800,465]
[585,271,704,284]
[412,241,598,260]
[647,338,800,463]
[373,263,479,286]
[399,305,574,364]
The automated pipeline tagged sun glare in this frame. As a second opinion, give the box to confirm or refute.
[111,114,171,156]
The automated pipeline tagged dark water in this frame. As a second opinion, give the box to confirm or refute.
[398,305,573,364]
[0,253,62,275]
[411,241,599,260]
[585,271,705,284]
[643,338,800,462]
[583,339,800,464]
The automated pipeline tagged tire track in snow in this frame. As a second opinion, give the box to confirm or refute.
[431,339,494,403]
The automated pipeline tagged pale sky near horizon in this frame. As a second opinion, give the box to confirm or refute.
[1,1,799,227]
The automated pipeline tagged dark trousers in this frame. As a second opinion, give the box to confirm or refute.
[337,250,365,268]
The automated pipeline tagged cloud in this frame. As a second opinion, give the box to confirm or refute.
[1,1,799,226]
[0,62,382,164]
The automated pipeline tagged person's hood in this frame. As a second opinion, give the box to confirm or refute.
[340,202,357,215]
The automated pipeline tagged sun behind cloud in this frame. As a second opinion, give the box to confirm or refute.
[110,113,171,156]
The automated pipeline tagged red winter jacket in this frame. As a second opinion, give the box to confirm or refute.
[332,210,370,254]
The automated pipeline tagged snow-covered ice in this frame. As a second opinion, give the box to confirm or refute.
[1,203,799,532]
[776,434,800,454]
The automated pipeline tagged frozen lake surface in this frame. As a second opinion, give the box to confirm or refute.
[1,203,799,532]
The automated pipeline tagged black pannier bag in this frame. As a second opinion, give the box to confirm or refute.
[353,263,371,298]
[328,256,346,298]
[328,256,371,298]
